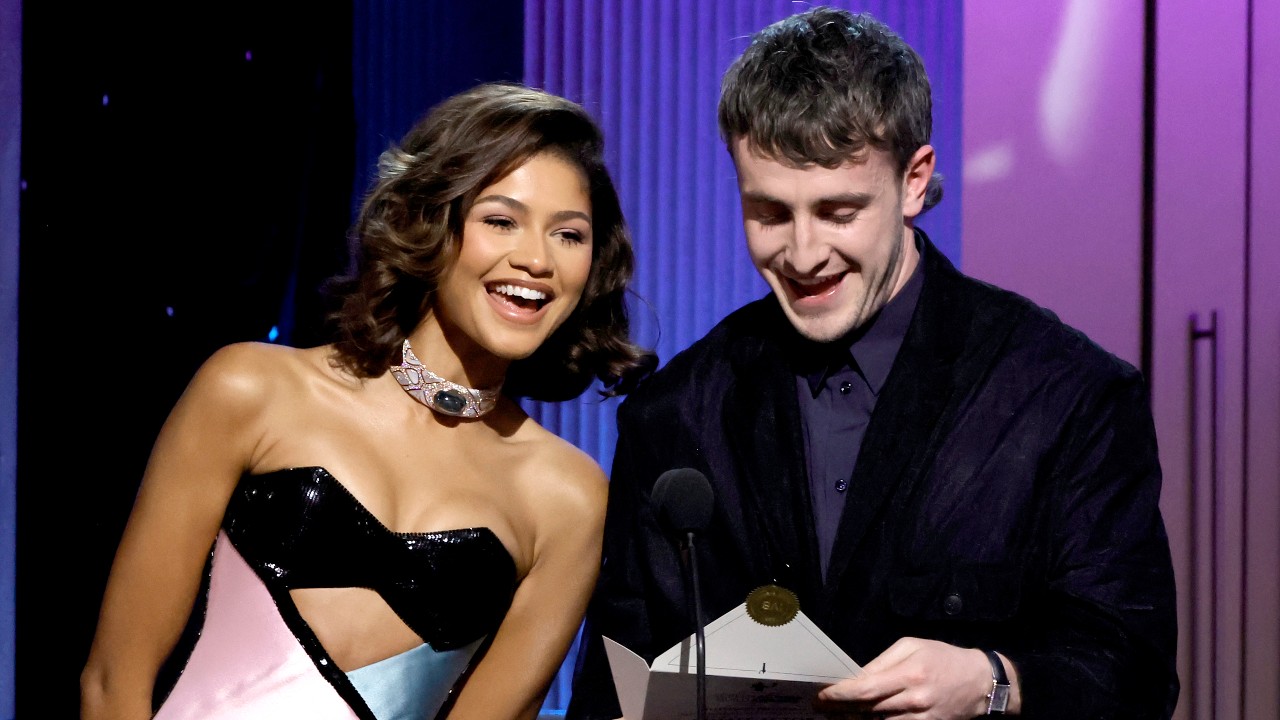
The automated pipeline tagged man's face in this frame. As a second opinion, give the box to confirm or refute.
[731,138,931,342]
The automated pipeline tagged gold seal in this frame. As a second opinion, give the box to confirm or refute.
[745,584,800,626]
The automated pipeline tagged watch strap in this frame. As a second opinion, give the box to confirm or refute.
[984,649,1010,714]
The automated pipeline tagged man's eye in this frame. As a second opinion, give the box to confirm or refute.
[825,213,857,224]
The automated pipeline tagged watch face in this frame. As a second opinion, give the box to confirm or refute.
[988,684,1011,714]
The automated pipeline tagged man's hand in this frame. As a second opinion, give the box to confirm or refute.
[814,637,1019,719]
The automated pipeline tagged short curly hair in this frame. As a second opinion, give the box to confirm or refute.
[326,82,655,401]
[718,7,943,210]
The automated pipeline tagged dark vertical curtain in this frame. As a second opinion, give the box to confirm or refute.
[351,2,525,209]
[521,1,963,710]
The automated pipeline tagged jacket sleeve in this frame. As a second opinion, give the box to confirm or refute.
[1005,371,1179,719]
[566,395,681,720]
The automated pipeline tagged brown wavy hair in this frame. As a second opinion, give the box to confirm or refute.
[325,82,655,401]
[718,7,943,211]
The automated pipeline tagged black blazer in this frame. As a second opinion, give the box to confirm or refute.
[568,235,1178,719]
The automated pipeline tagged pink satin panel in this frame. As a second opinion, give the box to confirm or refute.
[154,531,360,720]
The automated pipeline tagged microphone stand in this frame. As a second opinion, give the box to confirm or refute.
[686,530,707,720]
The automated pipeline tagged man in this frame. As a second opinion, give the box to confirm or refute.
[567,7,1178,719]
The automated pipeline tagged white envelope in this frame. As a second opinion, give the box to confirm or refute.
[604,604,862,720]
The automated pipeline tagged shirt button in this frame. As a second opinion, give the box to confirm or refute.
[943,593,963,615]
[834,480,849,492]
[839,381,853,395]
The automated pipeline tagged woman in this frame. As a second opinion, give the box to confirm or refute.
[80,82,655,720]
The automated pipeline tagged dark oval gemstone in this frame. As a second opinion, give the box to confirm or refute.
[434,389,467,415]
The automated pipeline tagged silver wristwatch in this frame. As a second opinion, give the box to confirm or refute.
[984,649,1010,714]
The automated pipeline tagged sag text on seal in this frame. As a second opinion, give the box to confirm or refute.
[745,584,800,626]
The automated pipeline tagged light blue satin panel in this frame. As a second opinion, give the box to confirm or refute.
[346,637,485,720]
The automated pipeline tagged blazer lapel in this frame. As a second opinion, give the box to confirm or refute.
[823,238,969,590]
[722,303,825,607]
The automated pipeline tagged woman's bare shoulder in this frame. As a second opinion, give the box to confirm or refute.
[513,422,608,520]
[184,342,334,414]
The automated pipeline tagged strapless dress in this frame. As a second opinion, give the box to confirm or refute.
[153,467,517,720]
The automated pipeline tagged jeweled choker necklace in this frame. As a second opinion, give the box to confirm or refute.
[389,338,502,418]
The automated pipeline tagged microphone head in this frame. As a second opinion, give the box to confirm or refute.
[652,468,714,534]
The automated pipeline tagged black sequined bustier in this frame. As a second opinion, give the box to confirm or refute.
[222,467,517,651]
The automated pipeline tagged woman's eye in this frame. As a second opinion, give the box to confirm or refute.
[483,216,516,230]
[558,230,588,245]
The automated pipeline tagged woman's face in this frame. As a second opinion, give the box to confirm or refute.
[433,151,595,364]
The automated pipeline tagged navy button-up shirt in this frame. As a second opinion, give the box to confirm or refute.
[795,256,924,580]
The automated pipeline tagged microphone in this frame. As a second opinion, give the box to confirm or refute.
[652,467,714,536]
[652,468,714,720]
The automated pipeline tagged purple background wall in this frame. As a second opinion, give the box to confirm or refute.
[1150,1,1280,718]
[963,2,1280,719]
[962,0,1145,367]
[0,0,18,715]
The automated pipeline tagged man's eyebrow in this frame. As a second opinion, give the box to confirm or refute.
[740,191,875,207]
[740,191,786,205]
[814,192,874,207]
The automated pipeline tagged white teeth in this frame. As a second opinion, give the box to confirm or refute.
[493,284,548,301]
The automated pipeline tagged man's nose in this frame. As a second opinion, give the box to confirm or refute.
[785,217,827,275]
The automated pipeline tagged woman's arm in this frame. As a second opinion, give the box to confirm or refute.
[444,447,609,720]
[80,344,275,720]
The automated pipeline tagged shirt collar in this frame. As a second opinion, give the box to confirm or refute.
[797,238,926,397]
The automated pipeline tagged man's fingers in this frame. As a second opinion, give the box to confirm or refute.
[859,636,922,675]
[818,673,907,704]
[818,638,928,703]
